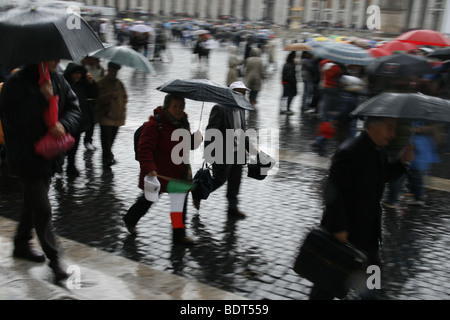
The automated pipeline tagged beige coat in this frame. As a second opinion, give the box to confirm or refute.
[95,76,128,126]
[226,45,243,86]
[245,48,265,91]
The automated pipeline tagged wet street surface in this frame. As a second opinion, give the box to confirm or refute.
[1,38,449,300]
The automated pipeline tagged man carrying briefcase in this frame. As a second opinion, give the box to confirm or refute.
[309,117,414,300]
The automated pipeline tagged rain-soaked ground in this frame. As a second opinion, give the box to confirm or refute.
[1,35,450,300]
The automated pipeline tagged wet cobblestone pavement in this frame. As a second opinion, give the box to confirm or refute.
[1,38,450,300]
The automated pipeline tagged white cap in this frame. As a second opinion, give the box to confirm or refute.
[229,81,251,92]
[144,176,160,202]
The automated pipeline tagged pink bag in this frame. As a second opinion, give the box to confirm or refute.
[34,133,75,160]
[34,63,75,159]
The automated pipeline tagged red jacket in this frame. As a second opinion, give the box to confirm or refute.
[320,60,343,88]
[137,106,195,192]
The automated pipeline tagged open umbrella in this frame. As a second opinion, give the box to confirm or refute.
[0,6,104,68]
[283,43,312,51]
[157,79,255,111]
[427,47,450,61]
[365,53,433,78]
[91,45,155,74]
[377,40,418,53]
[310,42,373,66]
[396,29,450,47]
[193,29,210,36]
[368,47,393,58]
[351,92,450,123]
[129,24,153,33]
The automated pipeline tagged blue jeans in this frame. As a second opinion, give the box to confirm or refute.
[319,87,338,121]
[407,169,425,201]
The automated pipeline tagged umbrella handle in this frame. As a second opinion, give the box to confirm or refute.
[198,101,204,131]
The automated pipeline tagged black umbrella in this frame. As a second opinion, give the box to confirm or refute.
[157,79,255,111]
[366,53,433,78]
[0,6,104,68]
[351,92,450,123]
[427,47,450,61]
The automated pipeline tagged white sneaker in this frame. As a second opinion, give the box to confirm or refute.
[409,199,425,207]
[84,142,96,151]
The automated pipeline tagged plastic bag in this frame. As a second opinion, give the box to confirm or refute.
[34,132,75,160]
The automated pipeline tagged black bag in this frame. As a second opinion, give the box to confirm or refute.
[247,151,275,181]
[134,114,162,161]
[293,226,368,299]
[192,162,214,200]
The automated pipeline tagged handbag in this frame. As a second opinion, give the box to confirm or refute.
[34,132,75,160]
[192,162,214,200]
[292,226,368,299]
[247,151,275,181]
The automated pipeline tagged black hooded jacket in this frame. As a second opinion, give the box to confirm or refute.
[64,62,99,133]
[0,64,81,179]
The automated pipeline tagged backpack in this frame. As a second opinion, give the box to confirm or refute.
[134,114,162,161]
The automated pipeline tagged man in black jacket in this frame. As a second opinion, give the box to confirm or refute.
[310,117,414,299]
[0,60,81,281]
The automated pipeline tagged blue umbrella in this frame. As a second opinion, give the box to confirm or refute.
[311,42,373,66]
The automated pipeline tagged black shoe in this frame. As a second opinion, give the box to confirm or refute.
[13,248,46,263]
[227,208,246,219]
[49,261,69,281]
[174,235,196,245]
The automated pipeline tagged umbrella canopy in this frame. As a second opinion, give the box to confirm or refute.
[157,79,255,111]
[377,40,418,53]
[351,92,450,123]
[310,42,373,66]
[0,6,104,68]
[91,46,155,74]
[365,53,433,78]
[427,47,450,61]
[368,47,393,58]
[396,29,450,47]
[193,29,210,36]
[283,43,312,51]
[129,24,153,33]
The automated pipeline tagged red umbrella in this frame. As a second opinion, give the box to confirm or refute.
[395,29,450,47]
[378,40,418,52]
[368,47,393,58]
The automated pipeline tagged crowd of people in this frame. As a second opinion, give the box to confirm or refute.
[0,17,449,299]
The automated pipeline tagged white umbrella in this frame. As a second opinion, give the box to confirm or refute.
[129,24,153,33]
[91,46,156,74]
[193,29,210,36]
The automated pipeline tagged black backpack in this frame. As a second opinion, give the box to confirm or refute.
[134,114,162,161]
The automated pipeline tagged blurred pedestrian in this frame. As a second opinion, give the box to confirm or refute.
[153,29,167,62]
[245,48,265,106]
[226,45,244,86]
[193,34,210,67]
[0,60,81,281]
[300,51,314,112]
[80,56,105,152]
[99,19,108,43]
[123,94,202,244]
[63,63,99,177]
[193,81,253,219]
[310,117,414,300]
[95,62,128,168]
[280,51,297,115]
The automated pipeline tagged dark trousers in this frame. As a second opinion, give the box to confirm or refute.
[123,193,187,238]
[67,131,81,169]
[84,124,95,145]
[14,177,59,262]
[309,249,381,300]
[100,125,119,163]
[212,163,242,210]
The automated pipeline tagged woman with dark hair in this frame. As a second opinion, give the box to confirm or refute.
[63,63,99,177]
[281,51,297,115]
[123,94,202,245]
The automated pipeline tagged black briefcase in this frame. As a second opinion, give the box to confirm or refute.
[293,226,368,299]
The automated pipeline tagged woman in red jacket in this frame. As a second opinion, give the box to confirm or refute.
[123,94,202,245]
